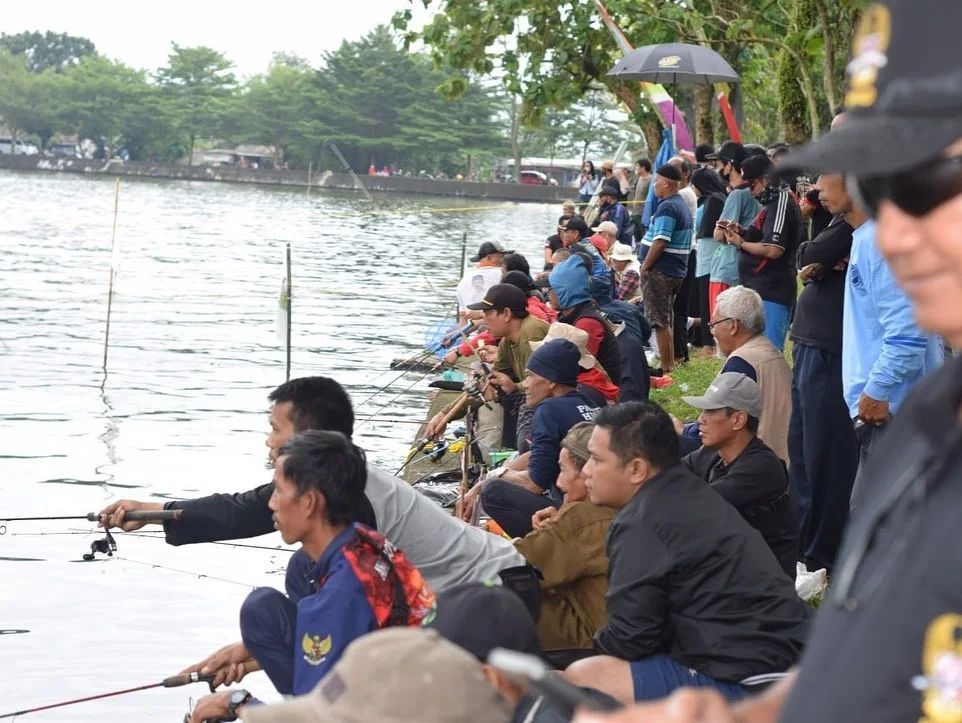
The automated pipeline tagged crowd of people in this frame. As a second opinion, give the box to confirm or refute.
[97,1,962,719]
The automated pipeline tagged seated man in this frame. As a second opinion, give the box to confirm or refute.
[515,422,615,649]
[470,339,602,537]
[681,373,800,578]
[185,430,436,721]
[100,376,527,594]
[707,285,793,461]
[565,401,809,705]
[427,283,549,451]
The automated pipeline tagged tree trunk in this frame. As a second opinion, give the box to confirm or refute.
[777,47,809,143]
[694,83,713,146]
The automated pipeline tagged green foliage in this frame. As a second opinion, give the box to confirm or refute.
[396,0,871,144]
[0,26,506,173]
[0,30,96,73]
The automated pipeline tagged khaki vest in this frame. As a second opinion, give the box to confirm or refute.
[731,335,793,463]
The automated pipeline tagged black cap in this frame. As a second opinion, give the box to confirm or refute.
[470,241,514,263]
[706,140,748,167]
[465,283,528,315]
[655,163,682,182]
[695,143,716,163]
[787,0,962,176]
[427,583,543,662]
[598,183,620,198]
[740,154,774,182]
[559,216,589,235]
[501,269,534,294]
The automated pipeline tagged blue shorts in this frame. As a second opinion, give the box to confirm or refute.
[630,655,749,702]
[762,300,791,352]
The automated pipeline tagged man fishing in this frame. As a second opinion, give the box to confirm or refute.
[185,430,435,723]
[98,376,527,597]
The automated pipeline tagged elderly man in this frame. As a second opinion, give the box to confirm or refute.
[707,286,792,462]
[637,163,693,379]
[564,401,808,705]
[572,2,962,720]
[682,373,799,578]
[592,220,619,257]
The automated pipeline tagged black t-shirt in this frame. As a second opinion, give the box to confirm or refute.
[697,193,726,239]
[780,356,962,723]
[544,233,563,255]
[805,189,833,240]
[738,188,801,306]
[789,215,853,354]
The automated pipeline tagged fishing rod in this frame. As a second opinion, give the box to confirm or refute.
[0,510,182,559]
[0,671,215,719]
[354,362,453,432]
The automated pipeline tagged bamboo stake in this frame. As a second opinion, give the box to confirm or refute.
[285,241,292,381]
[102,178,121,370]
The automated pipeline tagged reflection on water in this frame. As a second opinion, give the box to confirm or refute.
[0,169,555,719]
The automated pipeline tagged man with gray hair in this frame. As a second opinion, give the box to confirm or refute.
[594,220,619,253]
[706,286,792,461]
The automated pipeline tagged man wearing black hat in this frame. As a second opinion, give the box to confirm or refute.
[596,183,633,245]
[636,163,693,379]
[559,216,614,304]
[574,1,962,720]
[720,154,801,352]
[457,240,514,325]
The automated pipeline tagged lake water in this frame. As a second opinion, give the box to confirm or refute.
[0,170,555,719]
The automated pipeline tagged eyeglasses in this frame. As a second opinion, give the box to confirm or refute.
[707,317,733,334]
[847,154,962,218]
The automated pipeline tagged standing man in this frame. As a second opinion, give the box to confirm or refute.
[723,154,801,352]
[630,158,652,240]
[457,240,513,324]
[571,2,962,720]
[597,183,634,245]
[787,168,860,573]
[637,164,693,381]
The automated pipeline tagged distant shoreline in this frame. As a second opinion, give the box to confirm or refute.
[0,155,571,204]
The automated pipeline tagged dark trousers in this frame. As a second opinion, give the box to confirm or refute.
[237,550,314,695]
[672,252,697,362]
[240,587,298,694]
[480,477,560,538]
[787,344,859,572]
[849,420,887,512]
[695,275,714,348]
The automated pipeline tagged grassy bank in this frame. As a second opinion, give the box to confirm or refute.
[650,355,725,422]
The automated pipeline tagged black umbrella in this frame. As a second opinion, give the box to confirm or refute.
[607,42,739,85]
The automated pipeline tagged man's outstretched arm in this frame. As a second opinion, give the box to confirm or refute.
[100,483,275,545]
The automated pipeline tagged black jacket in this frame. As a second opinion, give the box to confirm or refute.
[683,438,800,578]
[162,482,376,546]
[594,464,809,682]
[558,301,623,387]
[781,355,962,723]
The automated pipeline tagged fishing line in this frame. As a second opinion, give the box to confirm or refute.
[354,365,448,432]
[112,556,261,589]
[352,349,442,410]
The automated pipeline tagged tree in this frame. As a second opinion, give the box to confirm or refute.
[0,50,63,147]
[156,44,238,164]
[0,31,96,73]
[394,0,869,143]
[236,55,323,166]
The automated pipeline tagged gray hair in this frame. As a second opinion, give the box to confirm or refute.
[715,286,765,336]
[596,221,618,237]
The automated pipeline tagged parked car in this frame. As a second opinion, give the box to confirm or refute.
[0,138,39,155]
[519,169,550,186]
[48,143,80,158]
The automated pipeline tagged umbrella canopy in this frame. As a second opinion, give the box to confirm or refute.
[607,43,739,85]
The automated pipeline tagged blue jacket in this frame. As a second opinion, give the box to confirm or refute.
[292,525,435,694]
[842,220,943,418]
[529,391,601,490]
[599,201,633,245]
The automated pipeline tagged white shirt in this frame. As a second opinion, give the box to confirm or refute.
[456,266,503,311]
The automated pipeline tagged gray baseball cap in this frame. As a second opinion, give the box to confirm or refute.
[682,372,763,419]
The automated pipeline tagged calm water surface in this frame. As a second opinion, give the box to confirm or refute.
[0,169,554,719]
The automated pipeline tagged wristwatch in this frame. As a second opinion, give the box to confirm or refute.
[227,689,252,718]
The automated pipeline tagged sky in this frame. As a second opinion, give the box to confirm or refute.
[0,0,424,78]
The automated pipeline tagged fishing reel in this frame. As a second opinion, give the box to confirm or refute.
[82,529,117,561]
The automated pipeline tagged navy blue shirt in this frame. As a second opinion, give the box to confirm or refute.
[528,391,601,491]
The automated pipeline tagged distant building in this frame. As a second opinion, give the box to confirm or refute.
[193,144,280,168]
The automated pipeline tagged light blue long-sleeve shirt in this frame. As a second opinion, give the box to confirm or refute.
[842,220,943,418]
